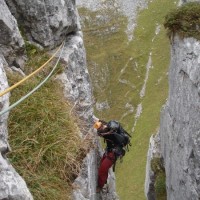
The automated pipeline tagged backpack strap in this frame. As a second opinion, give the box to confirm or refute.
[125,131,132,138]
[98,130,114,137]
[119,126,132,138]
[112,146,125,172]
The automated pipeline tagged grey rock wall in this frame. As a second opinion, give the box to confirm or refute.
[145,36,200,199]
[0,1,32,199]
[55,31,99,198]
[0,58,33,200]
[5,0,79,49]
[0,0,25,68]
[73,149,99,200]
[146,1,200,199]
[159,36,200,200]
[179,0,200,4]
[72,138,119,200]
[56,31,93,125]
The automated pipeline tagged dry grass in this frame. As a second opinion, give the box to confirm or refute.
[6,48,93,200]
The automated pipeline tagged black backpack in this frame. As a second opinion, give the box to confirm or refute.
[107,120,132,150]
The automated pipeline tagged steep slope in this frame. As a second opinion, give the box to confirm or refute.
[160,35,200,200]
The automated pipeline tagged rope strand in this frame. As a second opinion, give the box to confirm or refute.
[0,43,63,98]
[0,41,65,116]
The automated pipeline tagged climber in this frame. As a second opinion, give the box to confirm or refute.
[93,118,131,193]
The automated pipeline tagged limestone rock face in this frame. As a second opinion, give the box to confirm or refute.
[5,0,79,48]
[73,149,98,200]
[0,58,33,200]
[0,0,25,68]
[72,140,119,200]
[0,58,10,158]
[159,36,200,200]
[56,31,93,125]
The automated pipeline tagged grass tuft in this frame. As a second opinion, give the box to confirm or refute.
[151,158,166,199]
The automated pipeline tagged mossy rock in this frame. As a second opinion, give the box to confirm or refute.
[151,157,165,175]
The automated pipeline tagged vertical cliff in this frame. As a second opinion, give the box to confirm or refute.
[56,31,93,123]
[145,3,200,198]
[5,0,79,49]
[160,35,200,199]
[146,37,200,200]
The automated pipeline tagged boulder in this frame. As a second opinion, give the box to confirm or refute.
[0,0,25,68]
[6,0,80,48]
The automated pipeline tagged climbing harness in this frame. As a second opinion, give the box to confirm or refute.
[0,41,65,116]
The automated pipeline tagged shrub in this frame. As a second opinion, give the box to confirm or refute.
[164,2,200,40]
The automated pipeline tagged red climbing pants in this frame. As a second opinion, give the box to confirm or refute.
[98,151,115,188]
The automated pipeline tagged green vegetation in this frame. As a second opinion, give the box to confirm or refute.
[155,173,167,200]
[7,47,91,200]
[79,0,178,199]
[114,1,178,199]
[151,158,166,199]
[25,41,40,57]
[164,2,200,40]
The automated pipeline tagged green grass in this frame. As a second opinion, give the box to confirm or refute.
[151,158,166,199]
[155,173,167,200]
[79,0,177,199]
[7,48,91,200]
[115,0,178,199]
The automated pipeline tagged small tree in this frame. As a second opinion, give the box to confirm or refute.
[164,2,200,40]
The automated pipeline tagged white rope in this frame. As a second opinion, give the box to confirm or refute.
[0,41,65,116]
